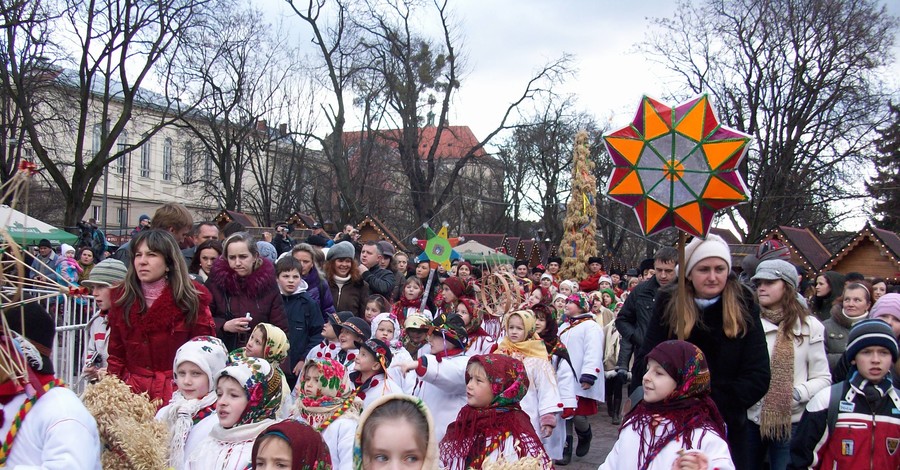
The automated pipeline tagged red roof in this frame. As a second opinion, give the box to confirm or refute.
[343,126,488,159]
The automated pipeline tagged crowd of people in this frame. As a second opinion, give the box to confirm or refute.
[6,202,900,469]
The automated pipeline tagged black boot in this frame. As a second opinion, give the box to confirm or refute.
[575,425,592,457]
[611,395,622,425]
[555,435,573,466]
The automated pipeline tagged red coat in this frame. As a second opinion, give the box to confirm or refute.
[106,281,215,406]
[578,271,606,293]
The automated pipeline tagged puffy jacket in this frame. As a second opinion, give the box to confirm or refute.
[206,257,287,351]
[789,373,900,469]
[281,282,325,370]
[106,281,215,406]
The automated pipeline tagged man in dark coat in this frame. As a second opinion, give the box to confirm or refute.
[272,223,295,256]
[358,241,395,298]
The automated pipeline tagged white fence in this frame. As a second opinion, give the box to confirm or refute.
[3,288,95,393]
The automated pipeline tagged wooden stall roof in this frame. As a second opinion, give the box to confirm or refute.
[214,210,257,229]
[821,223,900,283]
[356,215,407,252]
[286,212,317,229]
[763,226,832,274]
[709,227,741,245]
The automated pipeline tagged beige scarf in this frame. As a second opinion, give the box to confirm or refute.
[759,308,794,440]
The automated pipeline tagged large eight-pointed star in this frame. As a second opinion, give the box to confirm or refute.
[603,95,751,237]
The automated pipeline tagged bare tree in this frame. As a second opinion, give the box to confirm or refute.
[642,0,898,242]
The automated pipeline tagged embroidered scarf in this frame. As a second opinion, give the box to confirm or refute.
[294,358,362,431]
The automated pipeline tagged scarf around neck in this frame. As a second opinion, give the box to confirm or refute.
[159,391,218,469]
[758,307,795,440]
[295,358,362,431]
[497,310,550,360]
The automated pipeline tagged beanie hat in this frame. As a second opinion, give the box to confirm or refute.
[741,254,760,277]
[751,259,799,290]
[4,303,56,374]
[336,317,371,344]
[443,276,466,298]
[599,275,613,286]
[60,243,75,256]
[567,292,590,312]
[360,338,393,372]
[756,240,791,262]
[173,336,229,391]
[559,280,577,292]
[845,319,899,363]
[256,241,277,264]
[82,258,127,288]
[38,239,52,249]
[683,234,732,276]
[870,293,900,324]
[540,272,553,281]
[326,241,356,261]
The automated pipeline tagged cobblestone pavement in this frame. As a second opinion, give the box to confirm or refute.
[561,405,619,470]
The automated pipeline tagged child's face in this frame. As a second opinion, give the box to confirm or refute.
[599,281,611,290]
[254,436,292,470]
[302,365,322,397]
[277,269,302,293]
[339,330,360,350]
[540,278,552,289]
[363,418,426,470]
[602,293,613,306]
[175,361,209,400]
[591,300,602,313]
[355,348,380,375]
[642,358,677,403]
[559,284,573,297]
[527,290,542,307]
[457,265,471,278]
[506,314,527,343]
[553,297,565,311]
[466,364,494,408]
[515,265,528,278]
[404,282,423,300]
[852,346,893,383]
[428,334,446,354]
[534,315,547,335]
[216,377,249,428]
[407,329,426,343]
[565,301,582,318]
[322,323,337,341]
[455,303,471,325]
[92,285,114,311]
[875,314,900,339]
[365,302,381,323]
[376,320,395,343]
[441,285,457,303]
[245,328,265,358]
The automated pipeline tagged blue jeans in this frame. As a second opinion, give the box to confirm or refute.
[746,421,799,470]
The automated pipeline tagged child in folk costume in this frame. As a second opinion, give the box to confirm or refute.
[435,276,468,317]
[534,303,578,464]
[393,277,429,326]
[371,312,415,393]
[600,340,734,470]
[351,338,401,407]
[334,317,371,373]
[363,295,389,324]
[354,394,439,470]
[494,309,564,459]
[403,313,432,358]
[558,292,605,460]
[291,358,362,470]
[251,420,332,470]
[186,356,284,470]
[156,336,229,470]
[231,322,292,417]
[439,354,553,470]
[397,313,470,442]
[457,297,495,356]
[307,311,354,362]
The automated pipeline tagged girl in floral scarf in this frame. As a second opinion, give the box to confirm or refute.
[229,322,292,418]
[291,358,362,469]
[494,309,563,459]
[251,420,332,470]
[186,356,284,470]
[371,312,414,393]
[600,340,733,470]
[456,297,495,356]
[439,354,552,470]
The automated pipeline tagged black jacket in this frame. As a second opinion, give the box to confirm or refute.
[282,287,324,370]
[363,265,395,298]
[272,234,294,256]
[615,276,662,378]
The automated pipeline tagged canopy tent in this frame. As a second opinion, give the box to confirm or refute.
[0,205,78,246]
[455,240,515,265]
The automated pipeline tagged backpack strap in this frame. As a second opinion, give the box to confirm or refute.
[827,382,848,435]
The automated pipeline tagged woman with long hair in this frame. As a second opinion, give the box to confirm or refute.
[106,229,216,406]
[188,239,222,283]
[746,260,831,470]
[323,241,369,318]
[811,271,845,321]
[206,232,287,351]
[634,234,770,470]
[291,243,336,317]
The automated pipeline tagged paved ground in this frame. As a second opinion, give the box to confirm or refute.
[562,404,619,469]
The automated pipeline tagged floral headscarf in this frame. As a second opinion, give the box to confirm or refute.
[293,358,362,431]
[467,354,529,407]
[215,357,283,426]
[496,310,549,360]
[257,323,290,363]
[566,292,590,314]
[251,420,332,470]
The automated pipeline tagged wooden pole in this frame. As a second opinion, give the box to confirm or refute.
[678,230,687,300]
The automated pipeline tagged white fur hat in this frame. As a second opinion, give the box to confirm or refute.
[684,234,732,276]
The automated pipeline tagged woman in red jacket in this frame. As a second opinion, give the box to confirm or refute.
[205,232,287,351]
[107,229,216,406]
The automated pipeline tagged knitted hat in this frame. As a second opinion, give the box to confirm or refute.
[360,338,393,372]
[757,240,791,262]
[599,275,613,286]
[683,234,731,276]
[38,239,52,248]
[82,258,127,288]
[751,259,799,290]
[443,276,466,298]
[376,240,395,258]
[645,340,712,401]
[540,272,553,281]
[327,311,354,330]
[326,241,356,261]
[567,292,590,312]
[256,241,277,263]
[139,214,151,222]
[60,243,75,256]
[845,319,899,363]
[559,279,577,292]
[870,294,900,324]
[429,313,468,350]
[3,303,56,375]
[173,336,229,391]
[336,317,371,344]
[215,357,282,426]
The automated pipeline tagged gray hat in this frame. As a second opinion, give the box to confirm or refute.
[256,241,277,263]
[326,241,356,261]
[82,258,127,288]
[377,240,395,258]
[751,259,798,290]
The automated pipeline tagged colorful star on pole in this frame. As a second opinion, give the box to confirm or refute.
[415,223,461,270]
[604,95,752,237]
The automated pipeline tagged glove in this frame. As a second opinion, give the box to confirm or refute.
[605,370,618,379]
[616,368,628,380]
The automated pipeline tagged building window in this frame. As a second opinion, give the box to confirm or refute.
[92,123,102,155]
[116,131,128,174]
[92,205,101,222]
[117,207,127,228]
[183,142,193,182]
[162,138,172,181]
[204,151,213,180]
[140,139,151,178]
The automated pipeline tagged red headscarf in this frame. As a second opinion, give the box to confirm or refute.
[250,420,332,470]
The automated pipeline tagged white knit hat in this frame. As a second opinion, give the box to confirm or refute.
[172,336,229,390]
[683,234,732,276]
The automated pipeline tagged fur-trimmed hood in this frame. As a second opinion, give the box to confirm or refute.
[209,256,278,299]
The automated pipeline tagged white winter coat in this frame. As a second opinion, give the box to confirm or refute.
[413,352,469,442]
[322,416,357,470]
[559,316,605,402]
[601,420,735,470]
[517,355,562,459]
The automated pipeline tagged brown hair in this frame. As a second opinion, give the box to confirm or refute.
[151,203,193,232]
[663,276,751,340]
[324,256,363,284]
[189,239,222,274]
[115,230,200,327]
[757,281,809,341]
[360,398,429,463]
